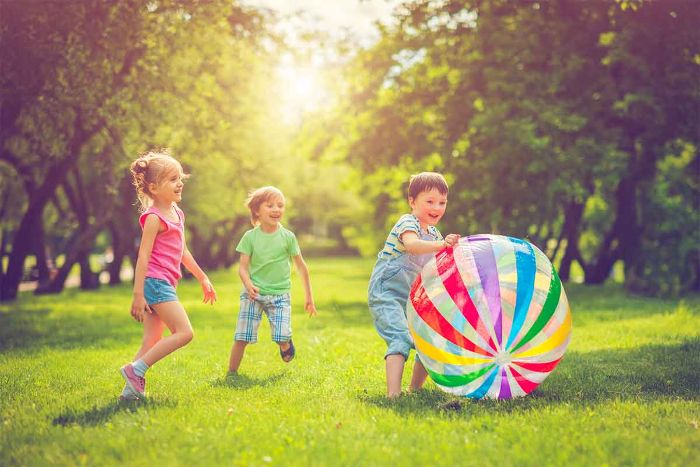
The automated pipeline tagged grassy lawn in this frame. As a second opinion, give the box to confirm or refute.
[1,256,699,466]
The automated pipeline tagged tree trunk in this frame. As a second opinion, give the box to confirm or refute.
[33,221,50,283]
[35,223,103,295]
[0,229,7,289]
[79,251,99,290]
[107,221,132,286]
[583,177,639,284]
[556,201,584,282]
[108,254,125,286]
[1,199,47,300]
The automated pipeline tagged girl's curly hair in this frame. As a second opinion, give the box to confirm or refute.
[129,149,188,211]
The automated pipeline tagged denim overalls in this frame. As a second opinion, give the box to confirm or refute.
[368,228,439,359]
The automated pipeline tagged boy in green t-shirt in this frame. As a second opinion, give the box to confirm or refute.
[227,186,317,375]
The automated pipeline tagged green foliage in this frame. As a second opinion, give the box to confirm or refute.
[1,258,699,464]
[300,0,700,295]
[626,142,700,295]
[2,1,361,297]
[2,0,698,298]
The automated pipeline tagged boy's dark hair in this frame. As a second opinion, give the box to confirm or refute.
[407,172,449,200]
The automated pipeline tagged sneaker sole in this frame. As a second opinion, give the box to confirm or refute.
[119,394,141,402]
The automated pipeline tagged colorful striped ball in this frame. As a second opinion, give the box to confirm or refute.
[407,234,571,399]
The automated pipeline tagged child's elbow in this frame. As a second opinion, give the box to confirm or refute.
[403,242,418,254]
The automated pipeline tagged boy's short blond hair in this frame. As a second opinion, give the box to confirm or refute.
[245,186,285,225]
[407,172,449,200]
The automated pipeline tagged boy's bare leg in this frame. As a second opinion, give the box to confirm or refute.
[409,358,428,392]
[228,340,248,373]
[386,354,406,398]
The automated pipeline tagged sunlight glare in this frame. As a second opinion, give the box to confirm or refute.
[276,60,328,123]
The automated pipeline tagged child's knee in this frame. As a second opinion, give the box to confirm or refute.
[179,327,194,345]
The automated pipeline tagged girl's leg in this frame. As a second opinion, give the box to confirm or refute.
[386,354,406,398]
[409,359,428,392]
[139,300,194,367]
[134,312,167,360]
[228,340,248,373]
[120,313,167,398]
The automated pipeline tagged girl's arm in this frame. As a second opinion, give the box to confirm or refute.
[238,254,259,300]
[182,246,217,304]
[131,215,160,322]
[292,253,317,316]
[401,231,460,255]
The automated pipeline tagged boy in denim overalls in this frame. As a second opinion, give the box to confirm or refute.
[368,172,460,398]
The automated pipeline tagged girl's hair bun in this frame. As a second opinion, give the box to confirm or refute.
[133,158,149,173]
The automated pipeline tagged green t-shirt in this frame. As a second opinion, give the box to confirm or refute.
[236,225,300,295]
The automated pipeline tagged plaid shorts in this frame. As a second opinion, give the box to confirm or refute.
[234,292,292,343]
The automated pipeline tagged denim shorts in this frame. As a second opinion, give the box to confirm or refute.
[368,259,421,360]
[234,292,291,343]
[144,277,178,305]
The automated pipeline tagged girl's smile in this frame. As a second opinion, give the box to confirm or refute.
[156,171,185,204]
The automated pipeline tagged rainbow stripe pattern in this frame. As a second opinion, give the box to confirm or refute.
[407,235,571,399]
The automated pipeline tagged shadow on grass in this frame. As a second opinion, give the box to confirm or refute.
[0,308,52,350]
[52,396,178,427]
[0,306,135,352]
[564,284,700,320]
[210,372,287,390]
[312,301,371,328]
[360,339,700,416]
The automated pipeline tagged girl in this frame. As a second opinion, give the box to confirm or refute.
[227,186,316,376]
[120,150,217,400]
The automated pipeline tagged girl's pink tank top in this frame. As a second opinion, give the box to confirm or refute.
[139,205,185,287]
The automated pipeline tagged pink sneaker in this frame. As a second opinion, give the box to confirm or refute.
[120,364,145,396]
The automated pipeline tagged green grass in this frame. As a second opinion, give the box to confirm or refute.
[1,257,699,466]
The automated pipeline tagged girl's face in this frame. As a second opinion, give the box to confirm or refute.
[152,169,185,204]
[409,187,448,227]
[256,196,285,229]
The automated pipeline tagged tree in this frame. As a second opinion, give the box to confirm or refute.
[307,0,699,294]
[0,1,282,300]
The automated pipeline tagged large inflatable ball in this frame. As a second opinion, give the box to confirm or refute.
[407,235,571,399]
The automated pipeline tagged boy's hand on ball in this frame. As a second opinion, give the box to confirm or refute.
[444,234,460,247]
